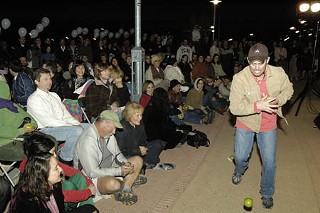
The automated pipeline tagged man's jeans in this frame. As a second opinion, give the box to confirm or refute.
[39,123,89,161]
[234,127,277,197]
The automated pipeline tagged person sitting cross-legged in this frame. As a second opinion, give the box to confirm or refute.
[74,110,145,205]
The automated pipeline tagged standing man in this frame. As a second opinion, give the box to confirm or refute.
[27,68,88,166]
[229,43,293,209]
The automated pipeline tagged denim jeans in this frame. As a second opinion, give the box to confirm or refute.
[39,123,90,161]
[234,127,277,197]
[144,139,167,165]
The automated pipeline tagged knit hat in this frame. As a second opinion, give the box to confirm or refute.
[0,81,10,100]
[248,43,269,63]
[169,79,181,90]
[98,110,123,128]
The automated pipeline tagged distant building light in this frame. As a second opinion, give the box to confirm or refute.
[295,30,300,34]
[249,33,254,37]
[290,26,296,30]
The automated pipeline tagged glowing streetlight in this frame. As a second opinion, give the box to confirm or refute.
[210,0,222,40]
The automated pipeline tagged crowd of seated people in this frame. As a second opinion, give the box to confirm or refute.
[2,30,281,211]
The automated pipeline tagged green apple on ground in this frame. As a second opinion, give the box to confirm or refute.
[244,198,253,208]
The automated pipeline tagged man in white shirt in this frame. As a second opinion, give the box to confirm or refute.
[27,68,89,165]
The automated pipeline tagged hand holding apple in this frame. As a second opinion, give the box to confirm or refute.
[23,123,36,133]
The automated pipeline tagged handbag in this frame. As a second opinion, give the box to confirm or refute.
[186,130,211,148]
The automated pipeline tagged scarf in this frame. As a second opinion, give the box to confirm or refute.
[151,65,164,79]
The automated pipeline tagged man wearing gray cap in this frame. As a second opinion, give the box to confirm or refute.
[229,43,294,209]
[73,110,145,205]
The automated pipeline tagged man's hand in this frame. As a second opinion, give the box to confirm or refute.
[256,96,279,114]
[121,162,134,176]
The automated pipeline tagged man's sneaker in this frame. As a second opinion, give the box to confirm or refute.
[111,190,138,205]
[232,172,242,185]
[262,197,273,209]
[133,174,147,187]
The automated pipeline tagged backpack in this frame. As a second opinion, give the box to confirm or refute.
[186,130,211,148]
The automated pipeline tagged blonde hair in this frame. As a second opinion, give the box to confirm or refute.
[111,68,124,80]
[151,54,161,65]
[122,102,144,122]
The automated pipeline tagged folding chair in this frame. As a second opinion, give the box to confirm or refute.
[78,97,91,124]
[0,138,25,187]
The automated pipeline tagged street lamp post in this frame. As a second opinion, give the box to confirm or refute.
[210,0,222,41]
[290,1,320,116]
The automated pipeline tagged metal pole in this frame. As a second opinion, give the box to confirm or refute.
[213,4,216,40]
[131,0,145,102]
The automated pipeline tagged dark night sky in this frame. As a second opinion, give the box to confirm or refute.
[0,0,303,43]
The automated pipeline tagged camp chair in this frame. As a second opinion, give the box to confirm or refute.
[0,138,25,187]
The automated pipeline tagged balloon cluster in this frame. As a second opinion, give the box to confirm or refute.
[71,27,89,38]
[17,17,50,38]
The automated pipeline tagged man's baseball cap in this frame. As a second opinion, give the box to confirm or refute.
[248,43,269,63]
[99,110,123,128]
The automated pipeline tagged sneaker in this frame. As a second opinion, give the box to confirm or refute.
[232,172,242,185]
[111,190,138,205]
[262,197,273,209]
[133,174,147,187]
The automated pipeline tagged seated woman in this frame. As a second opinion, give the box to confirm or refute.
[139,80,154,108]
[62,60,93,122]
[143,87,187,150]
[185,77,215,124]
[115,102,167,170]
[9,152,98,213]
[168,79,203,125]
[18,132,97,212]
[109,69,131,119]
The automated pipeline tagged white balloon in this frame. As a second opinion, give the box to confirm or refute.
[118,28,124,35]
[82,27,89,35]
[94,31,100,38]
[30,29,38,38]
[103,29,109,36]
[115,32,120,39]
[93,28,100,34]
[124,31,130,39]
[71,30,78,38]
[36,23,44,32]
[1,18,11,30]
[41,17,50,27]
[76,27,83,34]
[100,32,105,38]
[18,27,27,37]
[108,32,114,39]
[130,28,134,35]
